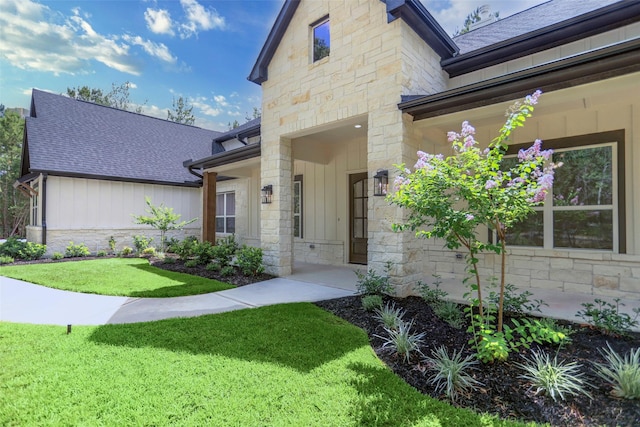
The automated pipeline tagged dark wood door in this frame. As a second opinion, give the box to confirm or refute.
[349,173,368,264]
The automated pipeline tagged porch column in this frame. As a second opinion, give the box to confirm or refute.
[260,137,293,276]
[202,171,217,243]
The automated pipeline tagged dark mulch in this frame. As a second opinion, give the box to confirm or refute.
[148,256,274,287]
[315,295,640,426]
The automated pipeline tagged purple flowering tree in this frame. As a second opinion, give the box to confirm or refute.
[390,91,560,332]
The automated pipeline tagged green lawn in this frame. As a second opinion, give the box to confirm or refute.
[0,303,531,426]
[0,258,234,297]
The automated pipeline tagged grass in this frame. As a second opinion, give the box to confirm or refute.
[0,303,531,426]
[0,258,234,297]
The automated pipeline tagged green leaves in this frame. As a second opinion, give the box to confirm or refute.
[132,197,197,252]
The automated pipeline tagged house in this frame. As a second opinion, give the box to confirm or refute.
[20,0,640,300]
[18,89,221,253]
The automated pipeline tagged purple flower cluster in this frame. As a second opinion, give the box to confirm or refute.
[517,139,552,162]
[448,121,477,151]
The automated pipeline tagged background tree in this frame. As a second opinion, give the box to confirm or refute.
[0,110,28,237]
[453,5,499,36]
[245,107,261,122]
[66,81,147,113]
[167,96,195,125]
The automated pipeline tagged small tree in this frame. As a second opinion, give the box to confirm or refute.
[390,91,560,332]
[132,197,197,252]
[167,96,195,125]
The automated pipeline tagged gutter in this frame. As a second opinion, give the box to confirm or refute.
[399,38,640,120]
[184,144,261,171]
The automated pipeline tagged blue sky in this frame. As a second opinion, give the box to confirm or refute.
[0,0,545,131]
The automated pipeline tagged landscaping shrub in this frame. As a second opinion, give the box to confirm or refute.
[17,242,47,260]
[433,301,465,329]
[576,298,640,336]
[488,282,546,316]
[65,242,90,258]
[373,302,405,330]
[236,245,264,276]
[162,256,176,264]
[377,320,425,364]
[120,246,133,257]
[172,236,199,261]
[52,252,64,260]
[132,235,154,254]
[361,295,383,311]
[0,236,26,258]
[205,262,220,272]
[184,259,198,268]
[417,275,447,306]
[96,250,107,257]
[193,241,215,265]
[220,265,235,277]
[141,247,156,258]
[355,261,394,296]
[0,255,14,265]
[212,235,238,268]
[108,236,116,254]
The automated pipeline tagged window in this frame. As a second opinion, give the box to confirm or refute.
[294,175,303,238]
[216,192,235,234]
[503,131,625,252]
[312,17,330,62]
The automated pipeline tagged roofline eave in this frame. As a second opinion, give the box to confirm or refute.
[400,38,640,120]
[185,143,261,171]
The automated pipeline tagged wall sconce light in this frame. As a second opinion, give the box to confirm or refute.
[373,170,388,196]
[261,185,273,204]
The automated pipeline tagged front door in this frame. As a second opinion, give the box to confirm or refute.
[349,173,368,264]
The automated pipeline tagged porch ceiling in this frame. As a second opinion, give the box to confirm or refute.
[291,117,368,165]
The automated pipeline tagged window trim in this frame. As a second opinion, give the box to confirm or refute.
[504,130,626,253]
[215,191,236,234]
[294,175,303,239]
[311,15,330,63]
[31,182,39,226]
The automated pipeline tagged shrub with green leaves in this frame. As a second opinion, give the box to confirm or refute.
[424,346,481,402]
[162,256,176,264]
[108,236,116,254]
[205,262,220,272]
[433,301,465,329]
[132,196,197,252]
[417,275,448,306]
[220,265,235,277]
[355,261,394,296]
[0,236,26,258]
[374,302,406,330]
[141,247,156,258]
[488,283,546,316]
[212,235,238,268]
[0,255,14,265]
[517,350,591,402]
[172,236,199,261]
[576,298,639,336]
[96,250,107,257]
[184,259,198,268]
[236,245,264,276]
[595,344,640,399]
[120,246,133,257]
[65,242,90,258]
[52,252,64,260]
[362,295,383,311]
[17,242,47,260]
[377,320,425,364]
[132,235,154,254]
[193,241,215,265]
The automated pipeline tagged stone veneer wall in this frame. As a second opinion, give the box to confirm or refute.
[294,240,345,265]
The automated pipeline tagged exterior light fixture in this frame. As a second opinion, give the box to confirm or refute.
[354,124,362,129]
[373,170,388,196]
[261,185,273,204]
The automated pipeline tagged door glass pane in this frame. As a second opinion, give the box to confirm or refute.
[354,180,363,198]
[354,219,363,238]
[294,216,300,238]
[293,182,301,214]
[505,210,543,247]
[355,198,363,217]
[553,146,612,206]
[554,210,613,249]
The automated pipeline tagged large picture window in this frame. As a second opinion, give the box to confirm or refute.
[312,17,330,62]
[216,192,235,234]
[504,131,625,252]
[294,175,303,238]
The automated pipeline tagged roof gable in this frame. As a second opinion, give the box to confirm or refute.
[23,90,222,186]
[248,0,457,85]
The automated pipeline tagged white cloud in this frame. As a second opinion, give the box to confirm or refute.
[122,34,176,63]
[145,8,174,35]
[179,0,225,39]
[192,96,222,117]
[0,0,179,76]
[213,95,229,107]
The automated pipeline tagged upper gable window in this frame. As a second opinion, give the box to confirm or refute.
[312,17,330,62]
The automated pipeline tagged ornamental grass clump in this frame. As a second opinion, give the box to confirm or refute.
[595,344,640,399]
[424,345,482,402]
[517,350,591,402]
[390,91,562,361]
[377,320,425,364]
[374,302,406,330]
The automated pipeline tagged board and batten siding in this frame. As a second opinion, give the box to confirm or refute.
[41,176,201,254]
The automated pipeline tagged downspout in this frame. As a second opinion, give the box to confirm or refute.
[188,165,203,179]
[41,173,47,246]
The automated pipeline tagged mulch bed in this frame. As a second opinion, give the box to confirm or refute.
[315,295,640,426]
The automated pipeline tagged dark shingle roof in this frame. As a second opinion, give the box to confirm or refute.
[452,0,621,54]
[24,89,221,185]
[213,117,261,143]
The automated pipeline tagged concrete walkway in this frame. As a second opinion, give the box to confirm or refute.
[0,263,358,326]
[1,261,638,330]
